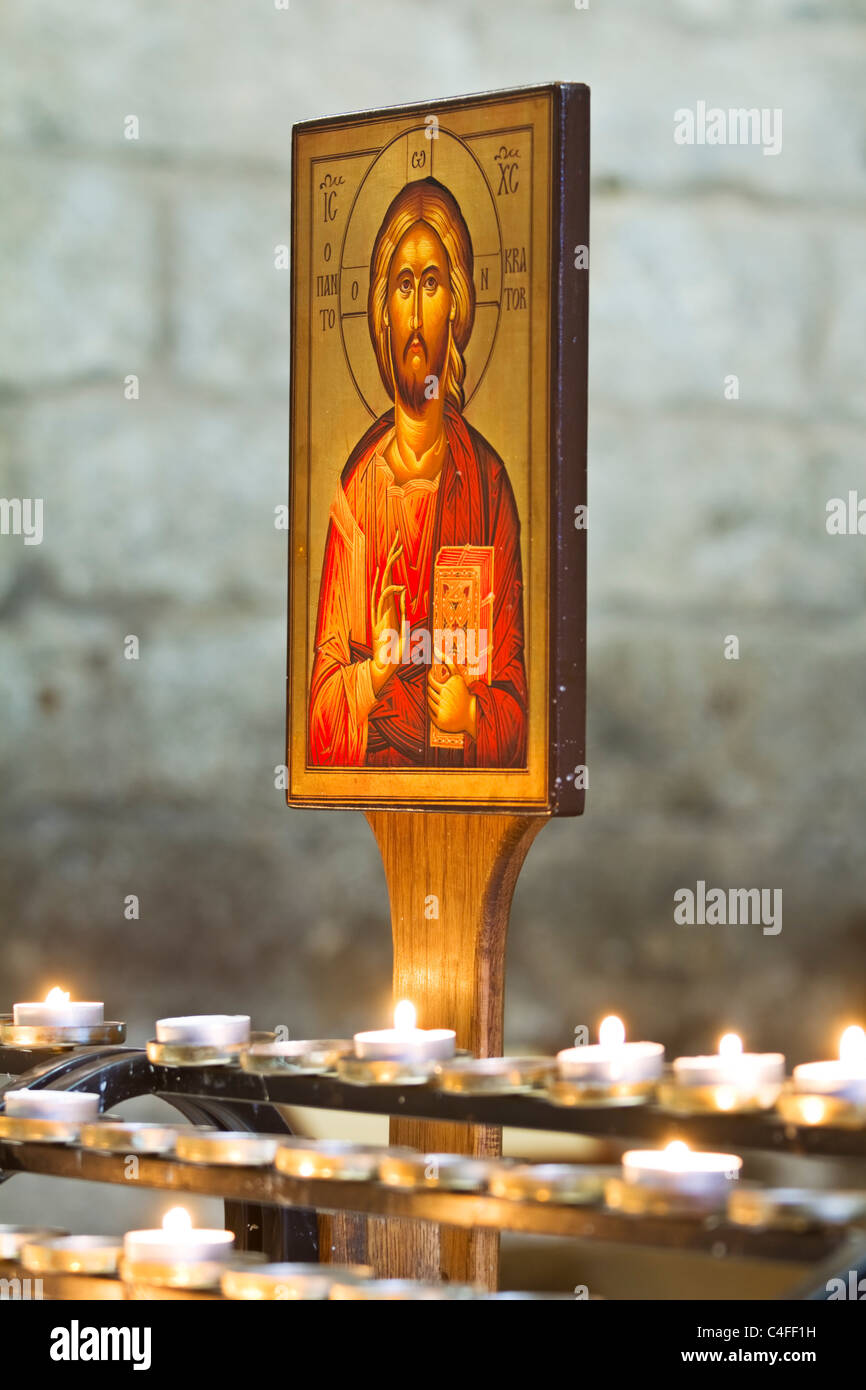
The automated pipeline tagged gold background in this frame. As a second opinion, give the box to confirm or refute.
[289,88,552,807]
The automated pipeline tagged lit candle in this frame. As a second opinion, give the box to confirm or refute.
[556,1015,664,1083]
[793,1025,866,1105]
[353,1000,456,1063]
[123,1206,234,1266]
[3,1090,101,1122]
[154,1014,250,1047]
[13,988,103,1029]
[623,1140,742,1199]
[672,1032,785,1102]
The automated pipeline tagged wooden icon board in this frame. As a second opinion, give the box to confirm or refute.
[287,83,588,814]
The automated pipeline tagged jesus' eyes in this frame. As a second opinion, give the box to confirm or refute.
[397,271,439,297]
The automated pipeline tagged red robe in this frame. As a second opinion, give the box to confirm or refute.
[309,403,527,769]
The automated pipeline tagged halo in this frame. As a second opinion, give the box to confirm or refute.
[339,125,503,418]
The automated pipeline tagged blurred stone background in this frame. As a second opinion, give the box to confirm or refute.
[1,0,865,1092]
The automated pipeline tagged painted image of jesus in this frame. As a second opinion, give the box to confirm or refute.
[309,176,527,769]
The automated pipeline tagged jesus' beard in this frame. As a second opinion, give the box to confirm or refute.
[391,332,449,412]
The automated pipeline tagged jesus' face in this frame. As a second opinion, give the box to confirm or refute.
[385,220,453,412]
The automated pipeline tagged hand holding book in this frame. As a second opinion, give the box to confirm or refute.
[427,660,478,741]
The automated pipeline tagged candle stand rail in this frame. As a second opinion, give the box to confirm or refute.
[2,1042,866,1299]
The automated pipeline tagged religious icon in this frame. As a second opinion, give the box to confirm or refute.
[310,175,526,770]
[288,84,588,813]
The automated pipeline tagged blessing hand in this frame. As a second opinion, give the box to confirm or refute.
[370,534,406,696]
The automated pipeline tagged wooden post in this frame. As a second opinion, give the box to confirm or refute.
[364,810,546,1288]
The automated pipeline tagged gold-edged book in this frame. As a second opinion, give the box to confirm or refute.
[430,545,494,748]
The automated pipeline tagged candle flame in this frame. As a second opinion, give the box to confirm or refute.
[393,999,417,1033]
[718,1033,743,1059]
[801,1097,827,1125]
[162,1206,192,1234]
[44,987,70,1005]
[598,1015,625,1048]
[663,1140,691,1169]
[839,1025,866,1067]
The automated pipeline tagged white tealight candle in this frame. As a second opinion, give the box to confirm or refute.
[123,1207,234,1265]
[155,1015,250,1046]
[354,1000,456,1063]
[673,1032,785,1095]
[623,1141,742,1199]
[793,1025,866,1105]
[13,988,104,1029]
[556,1015,664,1083]
[4,1090,101,1122]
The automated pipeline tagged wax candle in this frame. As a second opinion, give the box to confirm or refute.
[556,1015,664,1083]
[4,1090,101,1122]
[154,1014,250,1046]
[793,1025,866,1105]
[0,1225,68,1260]
[672,1032,784,1095]
[13,988,103,1029]
[622,1140,742,1199]
[123,1207,234,1265]
[353,1000,456,1062]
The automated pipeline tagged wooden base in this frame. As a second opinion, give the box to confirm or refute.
[362,809,547,1288]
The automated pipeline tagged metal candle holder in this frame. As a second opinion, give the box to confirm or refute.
[604,1176,730,1218]
[335,1055,439,1086]
[146,1029,276,1069]
[0,1115,86,1145]
[547,1077,658,1107]
[221,1262,373,1300]
[377,1152,495,1193]
[174,1130,280,1167]
[241,1039,352,1075]
[329,1278,480,1301]
[728,1184,866,1232]
[489,1163,617,1206]
[21,1235,122,1276]
[776,1087,866,1129]
[145,1039,245,1068]
[80,1120,182,1155]
[120,1254,237,1292]
[657,1072,784,1116]
[275,1140,413,1182]
[0,1015,126,1049]
[432,1056,556,1095]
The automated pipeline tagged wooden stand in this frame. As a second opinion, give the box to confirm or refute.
[363,809,546,1289]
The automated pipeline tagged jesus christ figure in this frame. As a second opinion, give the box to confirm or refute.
[309,176,527,769]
